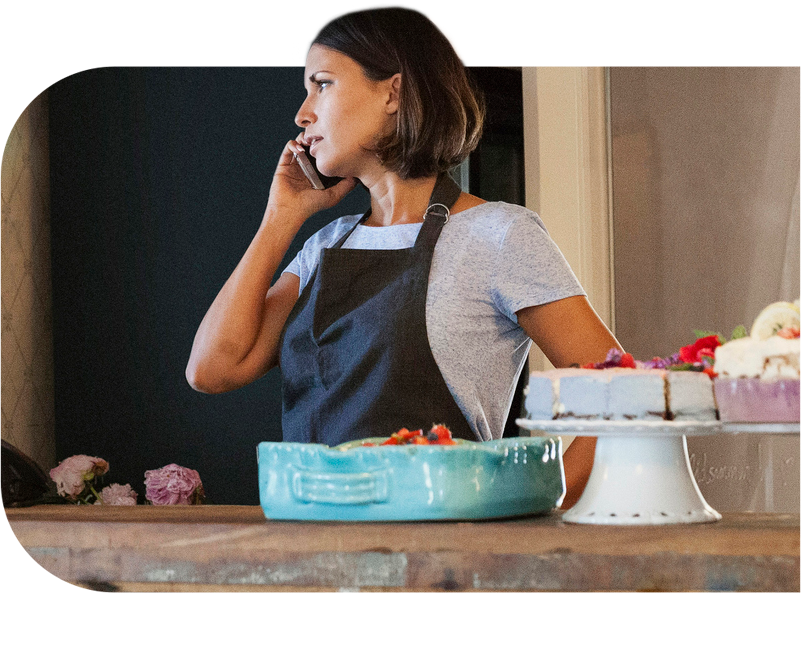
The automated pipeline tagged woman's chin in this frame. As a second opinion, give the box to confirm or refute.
[317,155,359,180]
[316,161,339,178]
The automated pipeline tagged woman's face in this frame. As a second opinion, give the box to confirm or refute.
[295,44,399,178]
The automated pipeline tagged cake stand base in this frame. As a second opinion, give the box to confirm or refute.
[562,434,722,525]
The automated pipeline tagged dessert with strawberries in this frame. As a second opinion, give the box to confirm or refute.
[370,424,457,446]
[713,301,800,422]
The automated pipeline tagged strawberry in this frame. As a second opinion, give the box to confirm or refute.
[619,352,636,369]
[778,326,800,339]
[376,427,456,446]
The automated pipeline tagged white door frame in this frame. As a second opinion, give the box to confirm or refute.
[522,67,615,371]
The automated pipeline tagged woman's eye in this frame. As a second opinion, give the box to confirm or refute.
[316,80,331,90]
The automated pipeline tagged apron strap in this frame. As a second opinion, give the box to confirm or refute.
[330,172,462,250]
[414,172,462,249]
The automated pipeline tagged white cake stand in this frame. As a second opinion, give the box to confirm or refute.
[516,419,800,525]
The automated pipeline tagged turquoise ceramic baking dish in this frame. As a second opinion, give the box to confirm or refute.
[257,437,565,521]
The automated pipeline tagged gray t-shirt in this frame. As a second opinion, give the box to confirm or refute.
[283,201,585,440]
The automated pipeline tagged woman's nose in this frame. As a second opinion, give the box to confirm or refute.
[295,96,315,128]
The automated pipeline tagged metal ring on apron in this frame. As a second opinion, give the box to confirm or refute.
[424,202,451,224]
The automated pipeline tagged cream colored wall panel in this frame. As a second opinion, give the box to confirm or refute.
[1,92,55,472]
[522,67,614,374]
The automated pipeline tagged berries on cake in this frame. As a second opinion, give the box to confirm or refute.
[713,301,800,423]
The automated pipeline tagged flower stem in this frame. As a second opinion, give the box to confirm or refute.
[88,483,103,505]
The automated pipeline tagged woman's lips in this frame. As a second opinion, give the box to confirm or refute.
[306,136,322,156]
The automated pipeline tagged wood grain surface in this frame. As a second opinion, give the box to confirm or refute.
[6,506,799,592]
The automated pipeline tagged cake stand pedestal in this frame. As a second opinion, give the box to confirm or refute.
[516,420,800,525]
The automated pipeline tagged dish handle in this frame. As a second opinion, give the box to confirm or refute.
[290,467,390,505]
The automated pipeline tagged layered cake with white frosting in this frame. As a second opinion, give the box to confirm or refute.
[525,366,717,421]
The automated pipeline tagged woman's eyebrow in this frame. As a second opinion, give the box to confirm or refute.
[309,70,335,82]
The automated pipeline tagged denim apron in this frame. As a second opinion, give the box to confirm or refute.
[279,173,475,445]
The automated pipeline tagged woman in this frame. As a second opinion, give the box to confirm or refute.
[185,8,621,505]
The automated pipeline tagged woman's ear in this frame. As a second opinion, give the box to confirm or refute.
[386,73,401,114]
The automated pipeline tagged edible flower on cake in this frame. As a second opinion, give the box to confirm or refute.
[582,327,750,377]
[580,348,637,369]
[580,342,716,375]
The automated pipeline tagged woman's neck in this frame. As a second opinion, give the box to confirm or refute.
[360,171,438,227]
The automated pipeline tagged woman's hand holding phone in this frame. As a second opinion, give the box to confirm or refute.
[265,134,356,227]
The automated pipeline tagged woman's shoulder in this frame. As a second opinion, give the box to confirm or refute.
[450,191,486,215]
[300,214,362,251]
[450,200,549,235]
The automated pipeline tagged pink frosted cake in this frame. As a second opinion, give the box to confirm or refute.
[713,335,800,422]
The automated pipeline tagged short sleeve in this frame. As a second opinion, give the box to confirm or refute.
[280,216,360,294]
[490,210,585,320]
[283,251,302,279]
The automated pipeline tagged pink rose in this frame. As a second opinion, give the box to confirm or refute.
[144,464,204,505]
[49,455,109,500]
[97,483,138,506]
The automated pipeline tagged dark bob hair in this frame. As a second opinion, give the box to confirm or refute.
[313,7,485,179]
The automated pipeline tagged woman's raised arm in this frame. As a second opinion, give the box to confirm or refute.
[185,138,356,394]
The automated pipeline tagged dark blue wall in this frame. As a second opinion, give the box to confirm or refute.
[49,68,370,504]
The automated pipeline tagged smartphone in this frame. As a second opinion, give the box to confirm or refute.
[295,145,343,190]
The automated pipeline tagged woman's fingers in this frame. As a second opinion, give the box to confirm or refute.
[277,138,305,167]
[268,135,357,219]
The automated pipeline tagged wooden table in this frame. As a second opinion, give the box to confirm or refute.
[5,505,799,592]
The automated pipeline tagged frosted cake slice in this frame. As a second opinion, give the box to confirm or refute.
[557,371,611,419]
[608,369,667,420]
[525,368,613,420]
[667,371,718,420]
[523,373,558,420]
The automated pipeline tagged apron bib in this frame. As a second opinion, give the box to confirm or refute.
[279,173,475,445]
